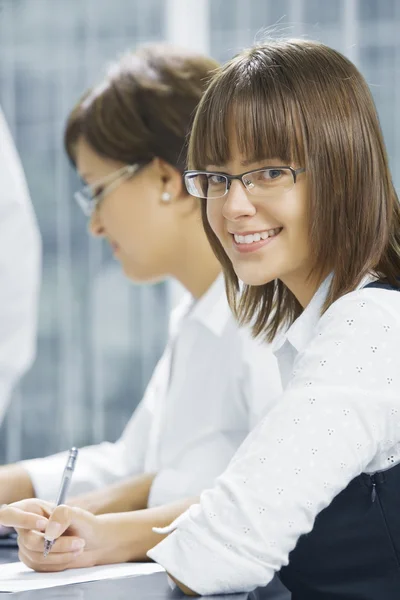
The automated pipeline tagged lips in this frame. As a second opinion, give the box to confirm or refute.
[231,227,283,254]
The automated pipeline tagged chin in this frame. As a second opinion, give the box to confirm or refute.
[235,266,277,287]
[122,263,166,285]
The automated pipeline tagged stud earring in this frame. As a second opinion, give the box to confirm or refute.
[161,192,171,202]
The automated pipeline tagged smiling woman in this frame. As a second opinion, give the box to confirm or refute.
[147,39,400,600]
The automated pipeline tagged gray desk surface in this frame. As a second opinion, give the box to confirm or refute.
[0,549,289,600]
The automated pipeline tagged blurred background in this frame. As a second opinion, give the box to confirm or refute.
[0,0,399,462]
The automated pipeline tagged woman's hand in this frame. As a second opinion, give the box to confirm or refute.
[1,499,109,572]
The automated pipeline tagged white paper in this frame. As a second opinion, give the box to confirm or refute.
[0,561,164,592]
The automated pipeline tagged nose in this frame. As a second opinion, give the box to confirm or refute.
[88,208,105,238]
[222,180,256,221]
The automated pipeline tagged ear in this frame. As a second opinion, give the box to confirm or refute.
[155,158,185,201]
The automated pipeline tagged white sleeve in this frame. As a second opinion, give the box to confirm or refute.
[22,352,170,500]
[0,109,41,424]
[148,292,400,595]
[148,430,247,507]
[148,330,282,508]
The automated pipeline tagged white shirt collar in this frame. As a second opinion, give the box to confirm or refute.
[170,274,231,339]
[272,272,375,356]
[187,274,231,337]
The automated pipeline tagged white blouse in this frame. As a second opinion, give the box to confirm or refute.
[148,275,400,595]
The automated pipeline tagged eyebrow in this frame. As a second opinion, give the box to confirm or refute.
[240,159,264,167]
[207,158,285,170]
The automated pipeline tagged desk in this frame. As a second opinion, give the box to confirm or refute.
[0,549,289,599]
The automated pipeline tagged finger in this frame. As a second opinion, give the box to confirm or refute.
[43,504,76,542]
[19,529,86,554]
[11,499,55,517]
[18,545,84,573]
[0,506,48,531]
[44,505,92,542]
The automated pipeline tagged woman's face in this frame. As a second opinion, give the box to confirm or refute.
[75,137,180,282]
[206,151,312,299]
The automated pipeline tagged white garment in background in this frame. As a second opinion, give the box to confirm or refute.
[148,275,400,595]
[0,108,41,424]
[23,275,282,506]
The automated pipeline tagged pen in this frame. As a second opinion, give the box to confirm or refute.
[43,447,79,558]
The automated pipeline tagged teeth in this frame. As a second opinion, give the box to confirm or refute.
[234,228,281,245]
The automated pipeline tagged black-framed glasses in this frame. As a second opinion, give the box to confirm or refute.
[184,166,305,200]
[74,163,144,217]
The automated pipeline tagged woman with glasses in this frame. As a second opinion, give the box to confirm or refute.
[0,44,286,597]
[145,40,400,599]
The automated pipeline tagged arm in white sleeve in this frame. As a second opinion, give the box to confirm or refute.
[22,351,170,500]
[148,430,247,508]
[0,108,41,424]
[149,332,281,508]
[148,291,400,595]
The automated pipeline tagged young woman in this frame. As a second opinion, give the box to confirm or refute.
[0,44,285,598]
[145,40,400,599]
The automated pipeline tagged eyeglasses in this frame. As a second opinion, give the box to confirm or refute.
[74,163,142,217]
[184,166,305,200]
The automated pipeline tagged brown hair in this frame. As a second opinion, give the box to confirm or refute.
[188,39,400,341]
[64,44,219,172]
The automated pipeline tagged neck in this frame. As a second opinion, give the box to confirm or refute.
[281,268,327,308]
[170,213,222,300]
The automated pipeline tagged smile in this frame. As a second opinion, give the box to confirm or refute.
[233,228,282,244]
[231,227,283,254]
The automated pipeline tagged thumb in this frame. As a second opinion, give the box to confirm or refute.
[44,505,90,541]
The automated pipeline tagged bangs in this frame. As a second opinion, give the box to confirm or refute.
[189,51,305,170]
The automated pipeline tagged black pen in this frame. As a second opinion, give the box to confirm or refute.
[43,447,79,558]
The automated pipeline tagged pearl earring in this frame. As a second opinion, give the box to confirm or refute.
[161,192,171,203]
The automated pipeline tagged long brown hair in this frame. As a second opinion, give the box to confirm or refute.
[188,39,400,341]
[64,44,219,171]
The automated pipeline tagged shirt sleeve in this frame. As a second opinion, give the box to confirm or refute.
[0,109,41,424]
[148,329,282,508]
[148,430,248,507]
[148,290,400,595]
[23,352,170,500]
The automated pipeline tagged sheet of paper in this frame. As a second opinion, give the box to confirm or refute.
[0,561,164,592]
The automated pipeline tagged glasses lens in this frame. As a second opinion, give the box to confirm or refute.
[185,173,228,199]
[74,188,95,216]
[245,168,294,196]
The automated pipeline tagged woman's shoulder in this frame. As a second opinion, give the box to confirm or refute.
[314,282,400,349]
[326,281,400,320]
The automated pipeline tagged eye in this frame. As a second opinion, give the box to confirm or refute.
[261,169,284,180]
[208,174,226,186]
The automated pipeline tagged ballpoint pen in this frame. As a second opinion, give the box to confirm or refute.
[43,447,79,558]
